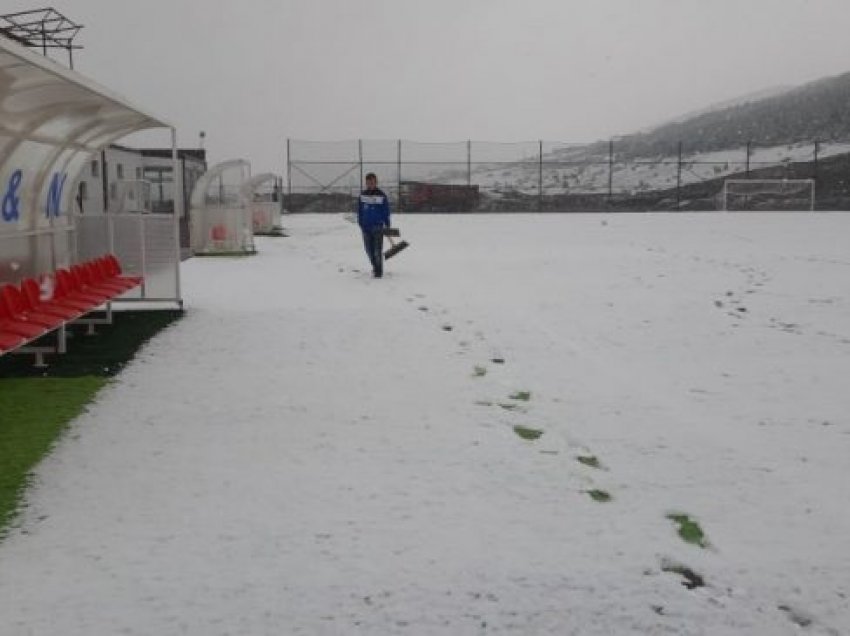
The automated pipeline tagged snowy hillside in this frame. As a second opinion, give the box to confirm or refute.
[443,140,850,197]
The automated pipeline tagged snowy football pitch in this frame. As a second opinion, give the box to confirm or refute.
[0,212,848,635]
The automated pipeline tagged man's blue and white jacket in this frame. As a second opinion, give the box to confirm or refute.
[358,188,391,230]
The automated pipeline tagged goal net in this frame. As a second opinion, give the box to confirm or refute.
[720,179,815,211]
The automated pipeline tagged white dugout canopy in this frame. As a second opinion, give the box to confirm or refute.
[190,159,256,255]
[0,35,182,302]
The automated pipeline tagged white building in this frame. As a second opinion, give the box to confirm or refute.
[73,145,207,251]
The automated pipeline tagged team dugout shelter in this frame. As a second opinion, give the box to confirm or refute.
[0,35,182,363]
[190,159,256,255]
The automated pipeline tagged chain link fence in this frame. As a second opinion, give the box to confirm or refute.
[286,138,850,213]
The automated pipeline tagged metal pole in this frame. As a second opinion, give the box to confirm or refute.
[608,139,614,202]
[538,140,543,212]
[139,191,147,291]
[358,139,363,189]
[810,179,816,212]
[171,127,183,307]
[676,141,682,211]
[286,138,292,205]
[813,140,819,211]
[397,139,402,214]
[813,139,820,182]
[100,151,114,268]
[745,141,751,178]
[467,140,471,187]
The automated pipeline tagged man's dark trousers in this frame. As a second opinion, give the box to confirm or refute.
[361,228,384,277]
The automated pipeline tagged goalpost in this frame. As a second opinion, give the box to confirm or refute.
[720,179,816,212]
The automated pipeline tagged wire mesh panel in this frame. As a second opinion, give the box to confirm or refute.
[75,215,110,263]
[288,140,359,212]
[399,141,470,212]
[361,139,399,205]
[111,215,180,300]
[0,234,31,284]
[286,138,850,212]
[471,141,539,211]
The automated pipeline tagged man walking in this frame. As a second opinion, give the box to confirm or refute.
[357,172,391,278]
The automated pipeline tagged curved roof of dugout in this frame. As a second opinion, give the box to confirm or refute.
[239,173,277,199]
[190,159,251,208]
[0,35,171,227]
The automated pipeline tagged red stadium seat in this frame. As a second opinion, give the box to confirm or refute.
[20,278,82,321]
[83,261,133,294]
[0,287,49,339]
[56,269,109,307]
[104,254,143,286]
[0,284,64,329]
[93,258,137,291]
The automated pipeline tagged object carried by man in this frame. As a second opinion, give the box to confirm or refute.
[384,234,409,260]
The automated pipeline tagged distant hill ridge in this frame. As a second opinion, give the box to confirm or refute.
[609,71,850,158]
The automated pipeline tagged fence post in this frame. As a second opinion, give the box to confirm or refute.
[813,139,820,181]
[358,139,363,189]
[538,140,543,212]
[286,138,292,206]
[676,141,682,211]
[608,139,614,203]
[467,140,471,187]
[745,141,751,178]
[397,139,402,214]
[813,139,820,210]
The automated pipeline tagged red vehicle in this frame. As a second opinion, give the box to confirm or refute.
[400,181,479,212]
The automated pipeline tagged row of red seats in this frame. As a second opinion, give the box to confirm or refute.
[0,254,142,357]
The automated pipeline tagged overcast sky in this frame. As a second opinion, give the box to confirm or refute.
[6,0,850,173]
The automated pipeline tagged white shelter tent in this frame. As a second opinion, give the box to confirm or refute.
[190,159,255,255]
[0,35,182,304]
[240,173,283,235]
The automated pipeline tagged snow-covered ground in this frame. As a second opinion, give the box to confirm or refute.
[1,212,849,635]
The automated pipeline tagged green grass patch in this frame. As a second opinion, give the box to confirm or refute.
[660,560,706,589]
[0,377,107,534]
[587,489,612,502]
[0,310,183,537]
[498,403,520,411]
[667,513,709,548]
[509,390,531,401]
[472,366,487,377]
[513,425,543,441]
[576,455,602,469]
